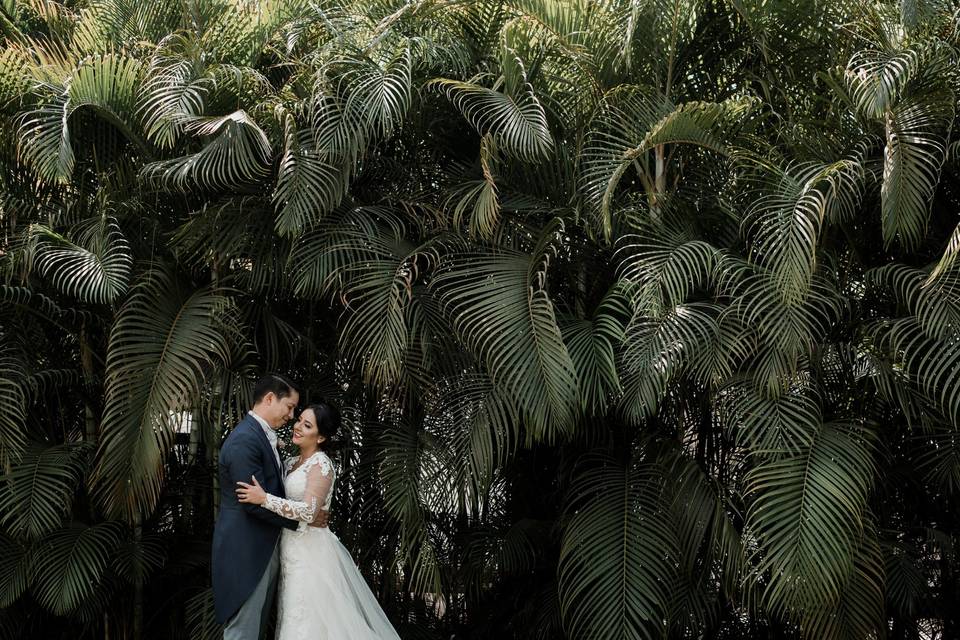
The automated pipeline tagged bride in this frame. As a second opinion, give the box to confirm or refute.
[236,402,400,640]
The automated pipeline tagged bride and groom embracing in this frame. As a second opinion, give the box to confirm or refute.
[211,374,400,640]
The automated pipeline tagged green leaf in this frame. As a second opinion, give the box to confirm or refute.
[0,532,33,607]
[744,421,875,617]
[560,283,628,413]
[428,77,554,161]
[0,348,26,467]
[432,238,579,440]
[31,522,122,616]
[273,115,347,236]
[0,442,90,539]
[559,452,677,640]
[880,90,953,249]
[31,218,132,304]
[89,267,235,522]
[140,110,272,191]
[799,524,884,640]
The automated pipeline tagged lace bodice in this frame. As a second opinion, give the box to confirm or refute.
[262,452,335,528]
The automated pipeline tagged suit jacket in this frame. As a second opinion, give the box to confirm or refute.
[211,413,297,623]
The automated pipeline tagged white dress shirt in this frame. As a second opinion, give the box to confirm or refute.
[249,410,282,473]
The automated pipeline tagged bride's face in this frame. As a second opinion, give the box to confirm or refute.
[292,409,324,449]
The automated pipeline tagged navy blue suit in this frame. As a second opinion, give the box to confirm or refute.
[212,414,297,624]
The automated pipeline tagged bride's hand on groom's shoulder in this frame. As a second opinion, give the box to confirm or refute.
[308,509,330,528]
[236,476,267,505]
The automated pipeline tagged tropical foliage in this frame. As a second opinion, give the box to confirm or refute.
[1,0,960,638]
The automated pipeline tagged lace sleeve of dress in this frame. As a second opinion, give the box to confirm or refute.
[262,453,334,523]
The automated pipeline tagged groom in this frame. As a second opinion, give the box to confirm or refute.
[211,374,329,639]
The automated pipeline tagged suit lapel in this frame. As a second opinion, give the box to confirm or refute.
[243,414,283,478]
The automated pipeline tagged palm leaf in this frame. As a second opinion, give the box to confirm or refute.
[423,372,518,502]
[559,283,628,413]
[743,421,875,617]
[428,77,553,161]
[0,442,90,539]
[431,237,579,440]
[0,533,32,608]
[31,218,132,304]
[16,53,147,183]
[140,110,272,191]
[558,452,677,640]
[799,523,884,640]
[720,382,822,455]
[582,89,754,237]
[273,114,347,236]
[89,267,235,522]
[0,348,26,467]
[743,160,863,304]
[31,522,122,616]
[880,89,953,248]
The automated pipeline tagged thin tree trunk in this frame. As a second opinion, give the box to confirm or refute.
[133,517,143,640]
[80,324,98,443]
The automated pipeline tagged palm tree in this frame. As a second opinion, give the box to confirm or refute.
[1,0,959,638]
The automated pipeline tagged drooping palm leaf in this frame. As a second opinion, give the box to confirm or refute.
[0,347,26,467]
[880,89,953,248]
[742,160,863,304]
[798,523,884,640]
[559,452,677,640]
[0,532,32,608]
[31,218,132,304]
[30,522,122,616]
[560,283,629,413]
[428,76,554,162]
[0,442,91,539]
[89,267,235,522]
[431,238,579,440]
[744,421,875,617]
[273,114,348,235]
[16,53,147,183]
[140,110,272,191]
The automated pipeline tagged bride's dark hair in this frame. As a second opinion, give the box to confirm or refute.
[304,401,341,452]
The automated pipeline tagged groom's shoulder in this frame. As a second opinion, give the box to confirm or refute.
[223,415,256,445]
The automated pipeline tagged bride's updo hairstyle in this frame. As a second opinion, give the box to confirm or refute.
[305,401,341,452]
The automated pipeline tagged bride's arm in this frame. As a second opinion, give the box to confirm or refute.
[237,457,334,524]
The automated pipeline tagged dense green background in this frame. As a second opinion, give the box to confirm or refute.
[1,0,960,638]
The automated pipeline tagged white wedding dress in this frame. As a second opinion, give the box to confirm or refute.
[261,451,400,640]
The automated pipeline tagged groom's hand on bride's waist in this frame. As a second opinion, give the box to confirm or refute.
[308,509,330,528]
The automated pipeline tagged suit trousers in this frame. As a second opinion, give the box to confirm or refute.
[223,541,280,640]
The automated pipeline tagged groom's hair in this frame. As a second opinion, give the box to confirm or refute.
[252,373,299,404]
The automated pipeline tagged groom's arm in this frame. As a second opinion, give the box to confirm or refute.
[227,435,298,531]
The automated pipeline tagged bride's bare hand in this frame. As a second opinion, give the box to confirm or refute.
[236,476,267,505]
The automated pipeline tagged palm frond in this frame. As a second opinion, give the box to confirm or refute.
[0,348,26,467]
[799,523,884,640]
[31,218,132,304]
[560,283,628,413]
[743,160,863,304]
[273,114,348,236]
[582,88,754,237]
[431,238,579,441]
[16,53,147,182]
[880,88,953,248]
[720,382,822,455]
[140,110,272,191]
[558,452,677,640]
[89,267,235,522]
[31,522,122,616]
[0,533,32,608]
[428,77,553,162]
[0,442,91,539]
[744,421,875,617]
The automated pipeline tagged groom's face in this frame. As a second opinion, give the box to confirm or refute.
[266,390,300,428]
